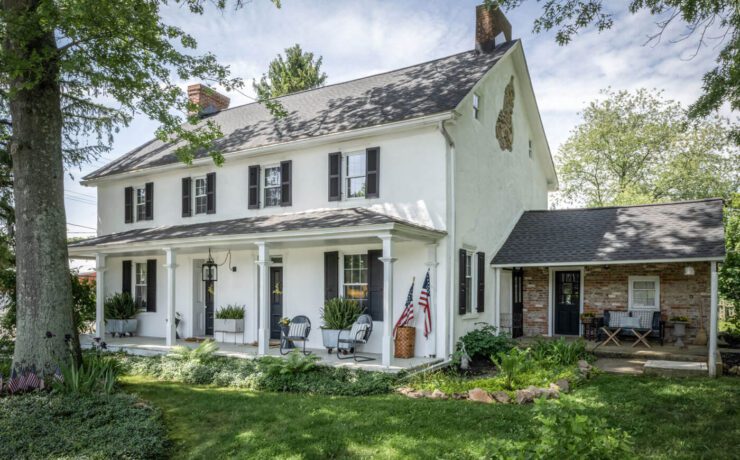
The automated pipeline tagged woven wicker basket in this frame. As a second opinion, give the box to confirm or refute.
[394,326,416,358]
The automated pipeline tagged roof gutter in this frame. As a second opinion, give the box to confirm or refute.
[81,112,455,186]
[490,256,726,268]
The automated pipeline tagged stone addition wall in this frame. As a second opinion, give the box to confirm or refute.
[521,262,711,342]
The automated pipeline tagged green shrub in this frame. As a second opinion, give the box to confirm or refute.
[104,292,137,319]
[491,347,530,390]
[321,297,364,329]
[0,392,169,459]
[54,353,121,395]
[453,323,514,363]
[530,337,590,366]
[168,339,219,363]
[215,304,245,319]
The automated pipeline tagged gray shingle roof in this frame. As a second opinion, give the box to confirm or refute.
[68,208,443,248]
[84,41,517,181]
[491,199,726,266]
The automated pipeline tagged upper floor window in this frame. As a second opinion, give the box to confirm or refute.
[345,151,366,199]
[472,93,480,119]
[181,173,215,217]
[194,176,208,214]
[528,139,533,159]
[264,165,282,207]
[135,187,147,221]
[125,182,153,223]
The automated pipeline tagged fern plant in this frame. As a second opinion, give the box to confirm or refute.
[320,297,364,330]
[264,351,320,377]
[168,339,219,363]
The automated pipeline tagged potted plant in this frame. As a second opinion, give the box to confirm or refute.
[320,297,364,352]
[214,304,245,334]
[669,315,690,348]
[104,292,138,337]
[580,312,596,324]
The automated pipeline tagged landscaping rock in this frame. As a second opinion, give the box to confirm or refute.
[429,389,448,400]
[468,388,494,403]
[515,387,537,404]
[451,393,467,400]
[396,386,414,396]
[406,390,427,399]
[555,379,570,393]
[492,391,511,404]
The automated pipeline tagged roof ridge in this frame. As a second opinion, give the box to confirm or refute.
[528,198,724,213]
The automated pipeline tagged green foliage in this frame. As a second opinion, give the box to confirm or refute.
[530,337,589,367]
[496,0,740,143]
[491,347,530,390]
[453,323,515,363]
[720,195,740,309]
[215,304,245,320]
[53,353,121,395]
[168,339,219,363]
[321,297,364,330]
[263,352,320,377]
[104,292,137,320]
[0,392,169,459]
[556,89,739,207]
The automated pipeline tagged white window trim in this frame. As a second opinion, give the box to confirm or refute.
[343,150,367,200]
[461,247,479,318]
[472,93,480,120]
[341,252,369,309]
[628,276,660,311]
[134,262,147,310]
[193,176,207,215]
[262,164,282,208]
[134,185,147,222]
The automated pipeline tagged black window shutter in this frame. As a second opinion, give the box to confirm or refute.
[367,249,384,321]
[459,249,467,315]
[328,152,341,201]
[145,182,154,220]
[366,147,380,199]
[122,260,132,295]
[146,259,157,312]
[182,177,192,217]
[248,165,260,209]
[206,172,216,214]
[280,160,292,206]
[477,251,485,312]
[124,187,133,223]
[324,251,339,301]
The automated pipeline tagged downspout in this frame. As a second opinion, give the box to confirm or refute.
[439,120,456,359]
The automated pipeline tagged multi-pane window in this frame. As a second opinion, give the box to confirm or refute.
[343,254,368,311]
[630,276,660,310]
[194,177,207,214]
[264,166,281,207]
[135,262,147,309]
[473,93,480,119]
[135,187,147,221]
[464,252,473,313]
[528,139,533,158]
[345,151,366,198]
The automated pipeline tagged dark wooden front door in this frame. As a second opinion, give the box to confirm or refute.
[270,267,283,340]
[554,271,580,335]
[205,280,214,335]
[512,268,524,338]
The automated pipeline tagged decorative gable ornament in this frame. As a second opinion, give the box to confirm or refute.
[495,76,515,151]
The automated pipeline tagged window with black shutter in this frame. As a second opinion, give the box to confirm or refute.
[458,249,468,315]
[124,187,133,223]
[280,160,292,206]
[144,182,154,220]
[182,177,192,217]
[122,260,132,295]
[146,259,157,312]
[328,152,341,201]
[248,165,260,209]
[206,172,216,214]
[367,249,383,321]
[324,251,339,301]
[477,252,485,312]
[365,147,379,199]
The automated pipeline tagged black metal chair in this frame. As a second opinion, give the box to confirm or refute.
[337,314,374,362]
[280,315,312,356]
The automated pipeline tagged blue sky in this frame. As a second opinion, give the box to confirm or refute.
[65,0,726,246]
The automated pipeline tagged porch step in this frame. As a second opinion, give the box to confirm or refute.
[592,347,706,363]
[643,360,707,377]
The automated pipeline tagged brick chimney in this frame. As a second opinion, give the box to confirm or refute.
[187,84,230,116]
[475,3,512,53]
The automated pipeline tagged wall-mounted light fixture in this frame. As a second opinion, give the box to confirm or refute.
[201,248,237,282]
[684,266,695,276]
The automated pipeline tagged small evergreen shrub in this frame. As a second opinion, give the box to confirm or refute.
[454,323,515,363]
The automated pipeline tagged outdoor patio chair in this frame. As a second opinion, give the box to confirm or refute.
[336,314,374,362]
[280,315,312,356]
[596,310,664,348]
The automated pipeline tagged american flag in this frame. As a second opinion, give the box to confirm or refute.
[25,367,40,391]
[419,269,432,339]
[7,368,21,394]
[393,278,415,338]
[53,367,64,384]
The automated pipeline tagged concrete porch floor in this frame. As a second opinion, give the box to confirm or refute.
[80,335,442,374]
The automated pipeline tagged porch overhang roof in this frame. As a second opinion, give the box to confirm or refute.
[68,207,445,258]
[490,199,726,268]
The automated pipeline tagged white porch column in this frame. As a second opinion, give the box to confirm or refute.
[256,242,271,356]
[425,243,439,358]
[380,235,397,367]
[94,253,106,338]
[165,248,177,346]
[709,261,719,377]
[494,267,502,330]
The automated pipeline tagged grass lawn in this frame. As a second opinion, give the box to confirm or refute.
[122,374,740,460]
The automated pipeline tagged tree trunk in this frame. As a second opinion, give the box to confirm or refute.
[4,0,81,375]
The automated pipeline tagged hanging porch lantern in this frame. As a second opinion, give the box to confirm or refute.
[202,249,218,282]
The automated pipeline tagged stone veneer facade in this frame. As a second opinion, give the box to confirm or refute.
[522,262,711,342]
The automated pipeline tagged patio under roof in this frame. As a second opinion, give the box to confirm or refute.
[490,199,725,267]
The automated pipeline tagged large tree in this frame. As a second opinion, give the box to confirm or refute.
[494,0,739,143]
[556,88,739,208]
[0,0,277,376]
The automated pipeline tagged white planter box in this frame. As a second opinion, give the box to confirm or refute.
[214,318,244,333]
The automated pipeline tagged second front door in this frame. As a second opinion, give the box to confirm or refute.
[269,267,283,340]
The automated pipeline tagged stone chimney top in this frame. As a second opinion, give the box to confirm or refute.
[475,3,512,53]
[187,84,230,116]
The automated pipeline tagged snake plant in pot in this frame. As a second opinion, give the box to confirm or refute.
[320,297,364,352]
